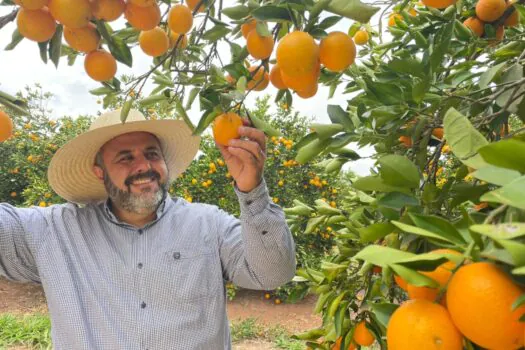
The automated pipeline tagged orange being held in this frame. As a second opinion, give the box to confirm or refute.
[90,0,125,21]
[139,27,169,57]
[14,0,48,10]
[124,2,161,31]
[319,31,355,72]
[247,66,269,91]
[84,50,117,82]
[64,23,101,53]
[0,110,13,143]
[48,0,92,29]
[387,299,463,350]
[276,31,319,77]
[168,4,193,34]
[16,7,56,42]
[213,112,243,146]
[446,262,525,350]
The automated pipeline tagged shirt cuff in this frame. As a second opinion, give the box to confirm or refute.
[234,178,271,216]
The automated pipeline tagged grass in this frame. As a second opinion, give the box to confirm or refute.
[0,313,51,349]
[0,314,305,350]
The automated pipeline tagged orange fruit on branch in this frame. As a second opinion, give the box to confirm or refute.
[276,31,319,77]
[422,0,456,9]
[14,0,48,10]
[128,0,156,6]
[64,23,101,53]
[394,274,408,290]
[354,321,375,346]
[387,299,463,350]
[281,64,320,92]
[0,110,13,143]
[84,50,117,82]
[446,262,525,349]
[476,0,506,22]
[431,127,444,139]
[388,13,403,27]
[124,2,161,31]
[91,0,125,22]
[48,0,92,29]
[168,4,193,34]
[247,30,274,60]
[295,82,318,99]
[319,31,356,72]
[169,31,188,49]
[353,30,369,45]
[16,7,56,42]
[213,112,243,146]
[247,66,269,91]
[399,135,412,147]
[269,64,287,90]
[186,0,205,13]
[504,4,520,27]
[139,27,169,57]
[241,19,256,39]
[463,17,485,37]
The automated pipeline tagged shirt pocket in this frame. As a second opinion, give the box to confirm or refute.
[159,248,220,301]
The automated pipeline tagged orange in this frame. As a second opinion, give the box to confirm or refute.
[225,74,236,85]
[422,0,456,9]
[247,30,274,60]
[16,7,56,42]
[124,2,161,31]
[128,0,155,6]
[14,0,48,10]
[406,249,461,303]
[319,31,355,72]
[48,0,92,29]
[269,64,287,90]
[186,0,204,12]
[0,110,13,142]
[387,299,463,350]
[409,8,417,16]
[84,50,117,82]
[168,4,193,34]
[432,127,443,139]
[212,112,243,146]
[139,27,169,57]
[394,274,408,290]
[169,31,188,49]
[463,17,484,37]
[354,321,375,346]
[353,30,369,45]
[447,262,525,349]
[247,66,269,91]
[295,82,318,99]
[495,25,505,40]
[399,135,412,147]
[241,19,256,39]
[276,31,319,77]
[281,64,319,91]
[91,0,125,22]
[504,4,520,27]
[388,13,403,27]
[331,337,356,350]
[476,0,506,22]
[63,23,101,53]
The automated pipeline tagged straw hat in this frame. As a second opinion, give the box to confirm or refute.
[48,109,200,204]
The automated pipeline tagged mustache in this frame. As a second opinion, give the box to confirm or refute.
[124,170,161,186]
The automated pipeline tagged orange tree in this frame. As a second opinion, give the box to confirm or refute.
[2,0,525,348]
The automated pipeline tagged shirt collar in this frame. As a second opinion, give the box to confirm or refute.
[101,192,173,227]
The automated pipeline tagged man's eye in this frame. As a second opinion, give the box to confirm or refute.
[119,155,133,162]
[147,151,160,158]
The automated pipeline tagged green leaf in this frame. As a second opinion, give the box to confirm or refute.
[120,99,133,123]
[185,87,200,110]
[96,21,132,67]
[251,5,292,22]
[479,62,506,89]
[368,303,399,329]
[409,213,467,245]
[387,58,424,77]
[326,0,380,23]
[296,138,331,164]
[38,41,48,64]
[48,24,63,68]
[378,155,420,188]
[377,192,420,210]
[496,240,525,267]
[353,176,411,194]
[255,21,271,37]
[412,77,429,103]
[472,166,521,186]
[327,105,354,131]
[478,139,525,174]
[354,245,415,266]
[138,94,166,107]
[311,123,344,139]
[390,264,439,288]
[470,223,525,240]
[305,216,326,234]
[4,28,23,51]
[248,112,281,137]
[430,19,454,73]
[203,25,231,41]
[358,223,395,243]
[512,294,525,311]
[496,64,525,113]
[480,176,525,210]
[222,5,250,20]
[193,108,220,136]
[443,107,489,169]
[392,220,464,245]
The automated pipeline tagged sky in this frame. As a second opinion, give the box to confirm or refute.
[0,2,377,175]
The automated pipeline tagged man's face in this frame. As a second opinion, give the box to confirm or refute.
[93,132,169,214]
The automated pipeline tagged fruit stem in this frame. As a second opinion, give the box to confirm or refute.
[483,204,508,224]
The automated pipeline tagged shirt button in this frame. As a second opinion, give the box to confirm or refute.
[138,229,143,235]
[137,263,143,269]
[262,230,268,235]
[141,302,146,309]
[246,200,253,205]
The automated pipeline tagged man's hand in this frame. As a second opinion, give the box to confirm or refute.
[216,119,266,193]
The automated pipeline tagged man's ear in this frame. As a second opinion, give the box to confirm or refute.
[93,165,104,182]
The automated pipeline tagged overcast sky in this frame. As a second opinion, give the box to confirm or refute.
[0,2,376,175]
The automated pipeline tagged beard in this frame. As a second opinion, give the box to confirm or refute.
[103,169,169,215]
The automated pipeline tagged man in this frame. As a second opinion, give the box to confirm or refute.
[0,109,296,349]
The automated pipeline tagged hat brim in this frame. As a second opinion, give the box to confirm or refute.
[48,119,200,205]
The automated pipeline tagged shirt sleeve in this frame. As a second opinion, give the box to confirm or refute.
[216,179,296,290]
[0,203,43,283]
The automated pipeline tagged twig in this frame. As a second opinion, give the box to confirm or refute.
[0,9,17,31]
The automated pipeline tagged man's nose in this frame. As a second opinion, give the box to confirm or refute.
[133,154,152,173]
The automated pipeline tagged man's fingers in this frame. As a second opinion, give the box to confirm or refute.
[227,146,258,166]
[237,126,267,153]
[228,139,265,162]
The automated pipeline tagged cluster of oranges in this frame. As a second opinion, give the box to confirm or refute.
[463,0,519,39]
[330,321,375,350]
[14,0,197,82]
[399,124,444,148]
[229,20,358,99]
[390,250,525,349]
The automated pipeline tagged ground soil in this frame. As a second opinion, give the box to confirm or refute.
[0,277,321,349]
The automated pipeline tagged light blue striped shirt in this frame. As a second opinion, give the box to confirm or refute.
[0,179,296,349]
